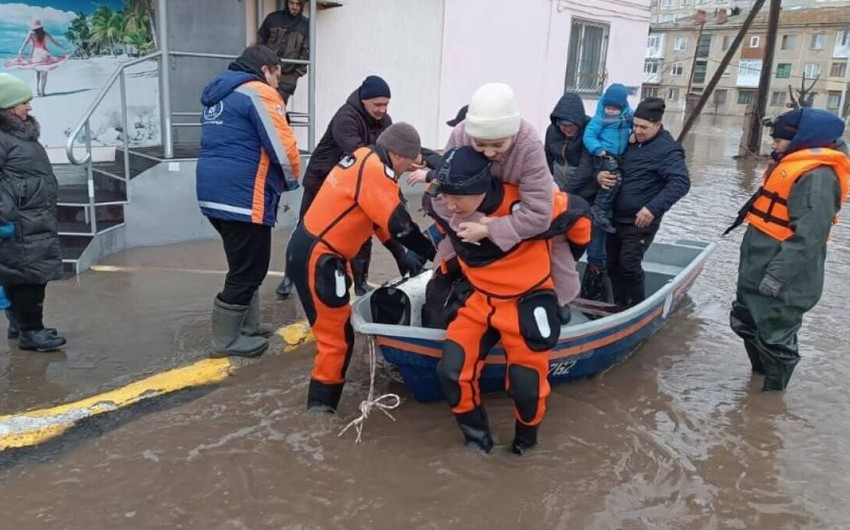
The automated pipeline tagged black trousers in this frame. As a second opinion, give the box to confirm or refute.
[209,218,272,306]
[606,222,659,306]
[593,155,622,213]
[5,283,47,331]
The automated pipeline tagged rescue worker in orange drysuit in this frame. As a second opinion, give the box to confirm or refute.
[423,146,591,454]
[286,122,436,413]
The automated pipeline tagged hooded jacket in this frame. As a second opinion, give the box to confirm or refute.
[544,92,590,173]
[196,69,301,226]
[582,92,633,157]
[301,89,392,198]
[0,112,62,286]
[258,4,310,94]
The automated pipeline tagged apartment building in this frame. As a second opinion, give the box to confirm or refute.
[643,6,850,116]
[649,0,846,24]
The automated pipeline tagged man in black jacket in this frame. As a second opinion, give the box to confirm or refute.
[257,0,309,103]
[277,75,393,298]
[597,97,690,307]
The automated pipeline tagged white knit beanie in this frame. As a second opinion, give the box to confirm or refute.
[464,83,521,140]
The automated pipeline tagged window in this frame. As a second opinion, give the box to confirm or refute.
[721,65,730,77]
[738,59,761,78]
[643,86,659,98]
[810,34,826,50]
[838,30,850,47]
[697,34,712,58]
[565,19,610,94]
[781,35,797,50]
[748,36,760,48]
[644,60,660,75]
[661,14,675,23]
[830,61,847,78]
[675,37,688,51]
[804,63,822,78]
[827,92,842,110]
[671,62,684,76]
[693,60,708,83]
[775,63,792,78]
[737,89,756,105]
[662,0,675,7]
[722,35,732,51]
[770,91,786,107]
[667,87,680,101]
[714,89,728,104]
[682,0,691,5]
[647,35,661,51]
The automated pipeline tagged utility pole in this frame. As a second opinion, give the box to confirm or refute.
[745,0,782,155]
[684,14,706,117]
[677,0,768,144]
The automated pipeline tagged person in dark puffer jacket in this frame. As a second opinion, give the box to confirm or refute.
[0,73,65,351]
[597,97,690,308]
[545,91,591,190]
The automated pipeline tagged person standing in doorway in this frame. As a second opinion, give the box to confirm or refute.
[728,108,849,391]
[196,45,301,358]
[0,73,66,351]
[257,0,310,104]
[596,97,690,308]
[276,75,393,299]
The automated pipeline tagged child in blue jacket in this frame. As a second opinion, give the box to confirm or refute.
[582,83,633,233]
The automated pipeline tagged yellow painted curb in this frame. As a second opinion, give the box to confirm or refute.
[0,320,318,452]
[0,358,233,451]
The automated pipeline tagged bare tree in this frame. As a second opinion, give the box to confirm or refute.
[787,73,819,109]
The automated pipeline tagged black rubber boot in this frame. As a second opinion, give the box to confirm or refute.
[307,379,344,414]
[351,240,372,296]
[275,275,294,300]
[6,311,56,340]
[455,406,494,454]
[18,328,66,352]
[210,297,269,358]
[510,421,539,455]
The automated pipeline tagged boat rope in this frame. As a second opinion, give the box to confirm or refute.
[338,336,401,443]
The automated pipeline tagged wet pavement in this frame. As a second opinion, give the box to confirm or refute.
[2,116,850,529]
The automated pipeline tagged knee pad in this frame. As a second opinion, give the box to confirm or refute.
[436,340,466,407]
[517,290,561,352]
[508,364,541,424]
[313,254,351,308]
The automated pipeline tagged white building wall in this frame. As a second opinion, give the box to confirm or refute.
[438,0,651,146]
[286,0,445,150]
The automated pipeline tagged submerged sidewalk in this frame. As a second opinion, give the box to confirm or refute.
[0,227,403,421]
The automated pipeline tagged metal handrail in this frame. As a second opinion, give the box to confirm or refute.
[64,51,163,165]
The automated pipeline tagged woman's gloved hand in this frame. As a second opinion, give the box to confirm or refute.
[385,240,428,277]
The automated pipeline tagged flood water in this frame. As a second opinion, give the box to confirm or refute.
[2,115,850,529]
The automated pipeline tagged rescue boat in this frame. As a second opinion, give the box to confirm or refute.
[350,239,714,402]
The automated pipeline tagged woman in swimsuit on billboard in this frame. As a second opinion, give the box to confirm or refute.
[16,19,68,97]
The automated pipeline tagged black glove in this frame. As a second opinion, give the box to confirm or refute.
[385,240,428,277]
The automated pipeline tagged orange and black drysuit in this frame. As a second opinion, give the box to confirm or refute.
[286,146,435,412]
[424,181,590,453]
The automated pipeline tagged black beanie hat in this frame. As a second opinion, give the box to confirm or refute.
[427,146,492,197]
[634,97,666,122]
[769,108,803,141]
[359,75,391,100]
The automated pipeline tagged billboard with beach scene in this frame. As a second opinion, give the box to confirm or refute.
[0,0,160,150]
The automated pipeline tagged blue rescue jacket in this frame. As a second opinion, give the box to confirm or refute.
[196,70,301,226]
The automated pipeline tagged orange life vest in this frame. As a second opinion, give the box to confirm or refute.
[746,147,850,241]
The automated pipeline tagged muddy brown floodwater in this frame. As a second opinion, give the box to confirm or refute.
[1,115,850,529]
